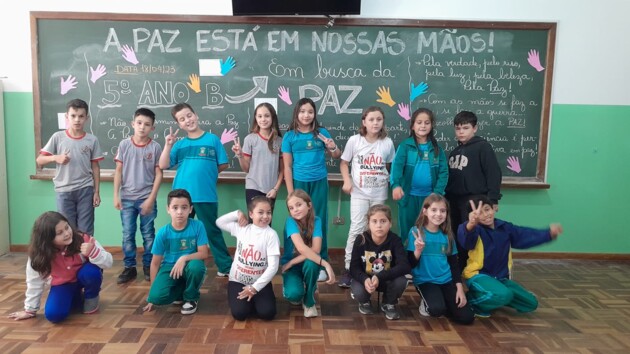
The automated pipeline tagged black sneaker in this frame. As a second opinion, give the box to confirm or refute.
[143,266,151,281]
[117,267,137,284]
[358,302,373,315]
[338,270,352,288]
[181,301,198,315]
[380,304,400,320]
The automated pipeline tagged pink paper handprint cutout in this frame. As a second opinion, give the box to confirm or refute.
[89,64,107,83]
[507,156,521,173]
[121,45,139,65]
[220,128,238,145]
[278,86,292,105]
[397,102,411,121]
[60,75,78,95]
[527,49,545,72]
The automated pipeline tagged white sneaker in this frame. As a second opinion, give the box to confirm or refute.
[317,269,328,282]
[216,271,228,278]
[303,304,318,318]
[419,299,430,317]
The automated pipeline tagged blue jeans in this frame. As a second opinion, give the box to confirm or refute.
[120,199,157,268]
[45,263,102,323]
[56,186,95,236]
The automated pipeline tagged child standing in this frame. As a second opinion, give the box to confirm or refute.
[459,196,563,317]
[143,189,209,315]
[390,108,448,243]
[159,103,231,277]
[339,106,395,288]
[282,98,342,281]
[445,110,502,270]
[349,204,410,320]
[231,102,283,211]
[407,194,474,325]
[114,108,163,284]
[281,189,336,318]
[8,211,113,323]
[36,98,104,236]
[216,196,280,321]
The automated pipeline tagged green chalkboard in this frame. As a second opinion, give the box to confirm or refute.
[32,12,555,186]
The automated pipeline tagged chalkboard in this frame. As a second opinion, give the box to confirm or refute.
[31,12,555,187]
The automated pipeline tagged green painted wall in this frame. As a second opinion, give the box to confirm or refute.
[4,92,630,253]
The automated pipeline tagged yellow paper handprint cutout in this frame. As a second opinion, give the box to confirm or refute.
[187,74,201,93]
[376,86,396,107]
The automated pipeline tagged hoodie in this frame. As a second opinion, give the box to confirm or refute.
[445,136,502,203]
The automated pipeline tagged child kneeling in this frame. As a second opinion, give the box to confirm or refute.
[9,211,112,323]
[458,196,563,317]
[407,194,474,324]
[216,196,280,321]
[143,189,209,315]
[349,204,410,320]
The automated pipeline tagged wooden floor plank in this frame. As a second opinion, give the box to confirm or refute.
[1,253,630,353]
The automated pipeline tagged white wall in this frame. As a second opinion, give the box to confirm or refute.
[0,0,628,105]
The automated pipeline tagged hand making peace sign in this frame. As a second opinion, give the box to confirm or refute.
[231,136,242,157]
[467,200,484,228]
[411,228,425,254]
[165,127,180,146]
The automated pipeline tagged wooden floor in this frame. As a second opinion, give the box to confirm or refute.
[1,253,630,354]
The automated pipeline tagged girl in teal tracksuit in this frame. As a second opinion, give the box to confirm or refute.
[390,108,448,242]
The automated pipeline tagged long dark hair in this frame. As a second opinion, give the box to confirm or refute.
[286,189,315,247]
[414,193,454,254]
[410,108,439,158]
[288,98,322,136]
[252,102,282,152]
[28,211,84,277]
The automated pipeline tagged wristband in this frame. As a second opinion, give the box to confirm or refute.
[328,145,337,152]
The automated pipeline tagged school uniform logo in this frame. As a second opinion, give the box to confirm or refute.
[145,153,153,160]
[199,147,207,157]
[179,238,197,250]
[81,145,91,155]
[306,140,313,150]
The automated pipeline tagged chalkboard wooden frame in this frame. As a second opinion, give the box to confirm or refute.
[30,11,555,188]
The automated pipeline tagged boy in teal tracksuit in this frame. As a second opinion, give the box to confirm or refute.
[144,189,209,315]
[458,195,563,317]
[390,135,448,241]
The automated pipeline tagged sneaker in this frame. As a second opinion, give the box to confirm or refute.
[338,270,352,288]
[317,269,328,282]
[216,271,228,278]
[472,306,491,318]
[172,300,183,305]
[358,302,373,315]
[289,300,302,306]
[303,304,318,318]
[143,266,151,281]
[380,304,400,320]
[83,296,100,314]
[418,299,430,317]
[117,267,137,284]
[181,301,198,315]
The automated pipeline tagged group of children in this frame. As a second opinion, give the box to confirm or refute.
[8,98,563,326]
